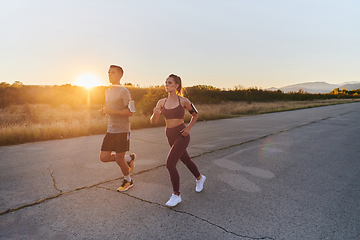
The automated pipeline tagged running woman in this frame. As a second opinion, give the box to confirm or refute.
[150,74,206,207]
[99,65,136,192]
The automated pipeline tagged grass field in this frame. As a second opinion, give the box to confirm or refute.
[0,99,358,146]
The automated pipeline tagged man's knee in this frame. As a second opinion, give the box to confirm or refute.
[100,155,107,162]
[100,152,111,162]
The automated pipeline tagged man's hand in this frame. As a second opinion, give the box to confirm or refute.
[102,104,113,115]
[99,107,105,116]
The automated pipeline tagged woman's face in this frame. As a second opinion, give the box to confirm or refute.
[165,77,178,93]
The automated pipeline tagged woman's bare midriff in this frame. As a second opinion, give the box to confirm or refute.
[166,119,184,128]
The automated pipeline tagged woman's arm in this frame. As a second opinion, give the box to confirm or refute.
[180,98,198,136]
[150,99,163,124]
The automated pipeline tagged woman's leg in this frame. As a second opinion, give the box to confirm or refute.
[166,135,190,194]
[179,151,201,179]
[179,150,206,192]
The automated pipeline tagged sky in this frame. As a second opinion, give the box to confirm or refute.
[0,0,359,89]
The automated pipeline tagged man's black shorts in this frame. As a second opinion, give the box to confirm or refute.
[101,132,130,153]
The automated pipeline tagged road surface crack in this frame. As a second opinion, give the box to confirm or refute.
[47,165,62,193]
[0,177,120,216]
[0,111,350,217]
[96,186,275,240]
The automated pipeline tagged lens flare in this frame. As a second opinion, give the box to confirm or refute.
[259,137,275,162]
[75,74,102,89]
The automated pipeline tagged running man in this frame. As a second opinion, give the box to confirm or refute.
[99,65,136,192]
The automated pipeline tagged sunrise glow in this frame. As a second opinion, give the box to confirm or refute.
[75,74,102,89]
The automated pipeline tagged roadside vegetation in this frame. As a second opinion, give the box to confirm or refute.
[1,82,359,146]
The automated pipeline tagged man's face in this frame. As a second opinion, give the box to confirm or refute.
[108,67,121,84]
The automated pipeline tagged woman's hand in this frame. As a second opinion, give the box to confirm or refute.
[150,106,161,124]
[150,99,163,125]
[153,106,161,114]
[180,127,190,137]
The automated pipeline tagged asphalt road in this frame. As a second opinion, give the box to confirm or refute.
[1,102,359,240]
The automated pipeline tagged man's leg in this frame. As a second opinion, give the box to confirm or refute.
[99,132,134,192]
[116,152,134,192]
[115,152,129,177]
[100,151,115,162]
[100,151,131,176]
[100,152,135,172]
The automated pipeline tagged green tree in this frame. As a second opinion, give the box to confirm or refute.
[137,86,167,115]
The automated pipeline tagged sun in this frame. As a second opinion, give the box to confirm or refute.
[75,74,102,89]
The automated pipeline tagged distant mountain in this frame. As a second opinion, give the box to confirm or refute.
[339,83,360,91]
[266,87,279,91]
[267,81,360,94]
[280,82,338,94]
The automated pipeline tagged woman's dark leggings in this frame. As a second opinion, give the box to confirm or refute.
[165,123,201,194]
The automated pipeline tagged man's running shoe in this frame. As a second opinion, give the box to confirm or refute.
[127,153,136,173]
[117,179,133,192]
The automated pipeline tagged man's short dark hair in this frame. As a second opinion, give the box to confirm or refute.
[110,65,124,75]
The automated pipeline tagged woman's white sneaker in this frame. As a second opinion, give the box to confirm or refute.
[165,194,181,207]
[196,175,206,192]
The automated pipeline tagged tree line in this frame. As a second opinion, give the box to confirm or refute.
[1,82,359,113]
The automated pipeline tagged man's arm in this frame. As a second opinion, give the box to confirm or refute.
[102,104,134,116]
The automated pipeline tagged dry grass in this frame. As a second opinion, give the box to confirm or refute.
[0,99,359,146]
[196,99,360,119]
[0,104,107,146]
